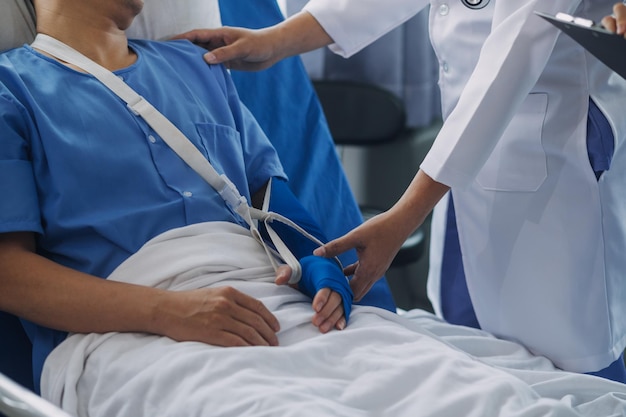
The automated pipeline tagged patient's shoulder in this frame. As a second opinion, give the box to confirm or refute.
[0,45,40,84]
[129,38,211,62]
[129,38,224,72]
[129,38,230,87]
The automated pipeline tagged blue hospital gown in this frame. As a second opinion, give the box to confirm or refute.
[0,39,286,388]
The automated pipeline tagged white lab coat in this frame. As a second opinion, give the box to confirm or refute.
[305,0,626,373]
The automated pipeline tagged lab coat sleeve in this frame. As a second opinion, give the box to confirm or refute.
[304,0,430,57]
[421,0,582,188]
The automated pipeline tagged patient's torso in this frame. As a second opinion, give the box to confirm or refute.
[0,39,284,279]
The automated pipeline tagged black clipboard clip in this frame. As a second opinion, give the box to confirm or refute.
[535,10,626,79]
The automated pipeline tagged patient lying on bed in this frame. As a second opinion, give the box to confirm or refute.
[0,0,350,395]
[2,1,626,416]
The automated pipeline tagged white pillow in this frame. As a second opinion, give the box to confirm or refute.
[0,0,222,53]
[126,0,222,40]
[0,0,36,52]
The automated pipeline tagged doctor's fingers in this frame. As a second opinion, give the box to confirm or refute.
[313,227,363,260]
[602,3,626,35]
[615,3,626,35]
[174,27,280,70]
[343,261,379,300]
[314,235,391,301]
[350,270,379,303]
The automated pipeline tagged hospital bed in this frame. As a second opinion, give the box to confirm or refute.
[2,1,626,416]
[0,0,397,406]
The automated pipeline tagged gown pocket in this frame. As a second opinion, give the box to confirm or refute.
[195,122,245,180]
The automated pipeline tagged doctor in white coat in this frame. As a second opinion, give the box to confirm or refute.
[180,0,626,382]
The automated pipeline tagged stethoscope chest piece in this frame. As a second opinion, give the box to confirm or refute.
[461,0,490,9]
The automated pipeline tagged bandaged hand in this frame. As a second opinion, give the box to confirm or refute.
[275,259,353,333]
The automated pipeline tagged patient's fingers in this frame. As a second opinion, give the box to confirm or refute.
[311,289,345,333]
[319,303,345,333]
[228,288,281,343]
[312,287,331,313]
[274,265,293,286]
[220,305,278,347]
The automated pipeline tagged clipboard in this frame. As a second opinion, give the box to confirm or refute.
[535,11,626,79]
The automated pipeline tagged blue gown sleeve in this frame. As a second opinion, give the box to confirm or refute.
[264,178,353,321]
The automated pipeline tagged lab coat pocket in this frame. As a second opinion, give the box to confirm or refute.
[195,123,246,186]
[476,93,548,192]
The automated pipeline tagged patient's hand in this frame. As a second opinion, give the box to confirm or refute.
[275,265,347,333]
[311,287,347,333]
[155,287,280,347]
[602,3,626,36]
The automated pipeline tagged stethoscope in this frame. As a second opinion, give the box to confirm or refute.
[461,0,490,9]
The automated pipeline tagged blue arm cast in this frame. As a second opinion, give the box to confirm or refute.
[264,178,353,321]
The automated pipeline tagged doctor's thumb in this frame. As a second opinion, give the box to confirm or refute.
[203,46,238,65]
[314,235,355,259]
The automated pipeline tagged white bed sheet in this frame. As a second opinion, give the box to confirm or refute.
[41,222,626,417]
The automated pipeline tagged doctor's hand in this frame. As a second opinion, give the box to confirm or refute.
[157,287,280,347]
[314,210,410,302]
[173,12,333,71]
[174,26,284,71]
[314,170,450,301]
[275,264,348,333]
[602,3,626,36]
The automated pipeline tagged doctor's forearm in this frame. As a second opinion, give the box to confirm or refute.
[389,170,450,236]
[271,11,333,60]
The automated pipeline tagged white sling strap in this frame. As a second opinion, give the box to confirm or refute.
[31,33,339,284]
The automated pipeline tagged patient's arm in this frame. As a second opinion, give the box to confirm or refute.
[275,266,346,332]
[174,11,332,71]
[253,180,350,333]
[0,232,280,347]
